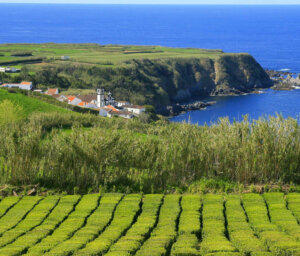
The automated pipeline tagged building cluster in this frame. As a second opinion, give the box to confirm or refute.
[0,80,145,119]
[0,66,21,73]
[46,87,145,119]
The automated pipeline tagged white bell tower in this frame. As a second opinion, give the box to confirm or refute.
[97,89,105,108]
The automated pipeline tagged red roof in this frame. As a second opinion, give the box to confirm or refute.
[67,96,76,102]
[20,81,32,85]
[78,101,87,106]
[106,105,119,112]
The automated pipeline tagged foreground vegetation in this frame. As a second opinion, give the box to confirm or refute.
[0,89,299,193]
[0,193,299,255]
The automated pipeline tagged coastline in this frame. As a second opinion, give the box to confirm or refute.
[163,88,267,118]
[166,69,300,119]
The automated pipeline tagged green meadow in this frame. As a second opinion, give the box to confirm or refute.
[0,43,224,68]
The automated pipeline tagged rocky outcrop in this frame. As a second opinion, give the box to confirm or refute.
[149,53,272,105]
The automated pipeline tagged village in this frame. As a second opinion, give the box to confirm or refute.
[0,81,145,119]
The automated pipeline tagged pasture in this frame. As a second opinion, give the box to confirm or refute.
[0,43,224,68]
[0,193,299,255]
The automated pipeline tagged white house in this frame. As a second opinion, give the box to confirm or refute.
[99,107,112,117]
[109,110,134,119]
[61,56,70,60]
[124,105,146,115]
[2,81,33,90]
[116,101,130,107]
[68,96,82,106]
[0,67,5,73]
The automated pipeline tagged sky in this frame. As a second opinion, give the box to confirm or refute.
[0,0,300,4]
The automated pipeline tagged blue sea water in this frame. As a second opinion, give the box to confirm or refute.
[0,4,300,124]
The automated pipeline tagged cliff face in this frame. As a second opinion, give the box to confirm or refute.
[125,53,272,105]
[213,54,272,95]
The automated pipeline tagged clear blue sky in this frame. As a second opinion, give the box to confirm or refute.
[0,0,299,4]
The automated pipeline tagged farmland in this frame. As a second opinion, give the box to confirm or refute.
[0,43,224,67]
[0,193,299,255]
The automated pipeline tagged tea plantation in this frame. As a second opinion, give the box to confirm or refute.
[0,193,299,255]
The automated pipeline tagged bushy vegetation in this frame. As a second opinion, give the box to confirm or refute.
[0,107,299,193]
[0,193,300,255]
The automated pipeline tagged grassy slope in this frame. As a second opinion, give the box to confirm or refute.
[0,89,69,118]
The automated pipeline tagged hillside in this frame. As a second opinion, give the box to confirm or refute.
[0,89,69,119]
[0,44,272,108]
[0,193,299,256]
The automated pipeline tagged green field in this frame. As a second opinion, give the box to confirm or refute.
[0,89,69,118]
[0,43,224,67]
[0,193,299,255]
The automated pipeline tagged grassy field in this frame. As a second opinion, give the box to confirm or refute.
[0,193,299,255]
[0,43,224,68]
[0,89,69,118]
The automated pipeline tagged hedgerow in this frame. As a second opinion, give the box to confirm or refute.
[200,194,237,255]
[264,192,300,240]
[136,195,181,256]
[106,194,163,256]
[0,196,20,218]
[43,193,122,256]
[242,193,300,255]
[0,196,59,248]
[74,194,142,256]
[0,196,42,236]
[286,193,300,223]
[0,195,80,256]
[25,194,99,255]
[171,195,201,256]
[226,195,269,255]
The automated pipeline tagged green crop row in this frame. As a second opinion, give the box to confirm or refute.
[44,193,123,256]
[25,194,100,255]
[286,193,300,224]
[226,195,270,255]
[0,196,42,236]
[0,196,20,219]
[200,194,237,255]
[0,195,80,256]
[74,194,142,256]
[171,195,201,256]
[0,196,59,248]
[242,193,300,255]
[264,193,300,240]
[136,195,181,256]
[106,194,163,256]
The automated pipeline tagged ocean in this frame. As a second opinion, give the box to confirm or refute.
[0,4,300,124]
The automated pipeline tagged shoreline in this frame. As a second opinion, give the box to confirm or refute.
[164,88,267,118]
[166,69,300,119]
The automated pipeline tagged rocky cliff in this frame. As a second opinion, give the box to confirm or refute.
[123,53,272,107]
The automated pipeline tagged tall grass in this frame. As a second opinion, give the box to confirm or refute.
[0,112,299,193]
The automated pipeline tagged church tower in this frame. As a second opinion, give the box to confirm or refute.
[97,89,105,108]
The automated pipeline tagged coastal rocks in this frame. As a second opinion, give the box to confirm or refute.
[269,69,300,90]
[158,101,216,117]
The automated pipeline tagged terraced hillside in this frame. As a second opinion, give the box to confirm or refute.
[0,193,300,255]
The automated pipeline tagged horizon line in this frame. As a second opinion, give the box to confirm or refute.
[0,2,300,5]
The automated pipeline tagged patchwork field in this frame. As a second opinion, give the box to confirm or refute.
[0,43,224,68]
[0,193,299,255]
